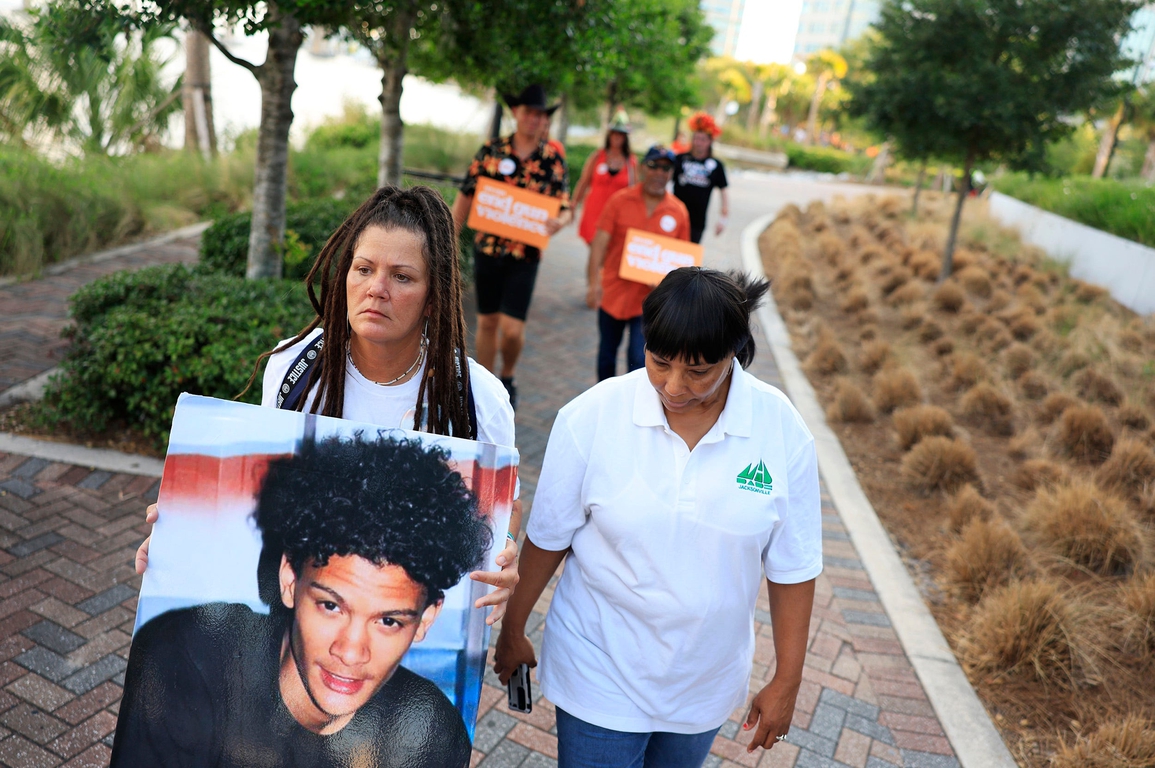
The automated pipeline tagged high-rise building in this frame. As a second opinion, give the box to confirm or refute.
[702,0,746,57]
[1122,4,1155,84]
[792,0,881,57]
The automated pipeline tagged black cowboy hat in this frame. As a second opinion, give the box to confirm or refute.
[502,84,560,115]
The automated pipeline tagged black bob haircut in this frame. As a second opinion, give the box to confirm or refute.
[253,434,491,607]
[642,267,770,367]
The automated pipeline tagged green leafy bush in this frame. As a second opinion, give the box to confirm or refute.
[991,174,1155,248]
[199,198,355,278]
[35,265,314,447]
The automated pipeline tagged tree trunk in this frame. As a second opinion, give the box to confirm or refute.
[805,71,830,145]
[556,93,570,146]
[604,81,618,133]
[672,115,681,142]
[911,161,927,216]
[1142,136,1155,181]
[759,92,778,136]
[867,141,890,184]
[1092,102,1126,179]
[376,53,407,188]
[746,79,763,133]
[182,29,216,158]
[489,100,503,140]
[246,11,303,280]
[940,156,974,282]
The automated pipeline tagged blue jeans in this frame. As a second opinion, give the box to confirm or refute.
[555,707,721,768]
[597,308,645,381]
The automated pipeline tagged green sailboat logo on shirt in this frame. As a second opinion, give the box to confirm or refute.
[736,461,773,494]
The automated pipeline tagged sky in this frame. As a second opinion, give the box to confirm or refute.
[735,0,804,64]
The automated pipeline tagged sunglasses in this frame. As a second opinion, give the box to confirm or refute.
[645,161,673,171]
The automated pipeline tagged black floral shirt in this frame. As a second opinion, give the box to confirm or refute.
[461,135,570,261]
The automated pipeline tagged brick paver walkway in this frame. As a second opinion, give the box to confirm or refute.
[0,174,961,767]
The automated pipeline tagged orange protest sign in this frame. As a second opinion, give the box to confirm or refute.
[466,177,561,250]
[617,228,703,287]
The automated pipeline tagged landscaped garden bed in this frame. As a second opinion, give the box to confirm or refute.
[759,194,1155,766]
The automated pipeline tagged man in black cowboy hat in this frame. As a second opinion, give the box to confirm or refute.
[452,83,572,410]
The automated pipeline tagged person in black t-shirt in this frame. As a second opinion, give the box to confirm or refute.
[111,435,491,768]
[672,112,730,244]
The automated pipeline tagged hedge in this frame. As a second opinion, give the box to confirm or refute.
[35,265,314,447]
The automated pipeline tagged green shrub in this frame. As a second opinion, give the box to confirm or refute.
[35,265,314,447]
[199,198,355,278]
[991,173,1155,247]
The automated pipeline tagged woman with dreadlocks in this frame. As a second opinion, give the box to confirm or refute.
[135,185,520,623]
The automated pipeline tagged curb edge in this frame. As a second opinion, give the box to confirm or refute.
[0,432,164,478]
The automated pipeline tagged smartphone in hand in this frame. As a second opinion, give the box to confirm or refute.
[507,663,532,713]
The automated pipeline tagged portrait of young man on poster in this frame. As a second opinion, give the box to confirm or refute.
[111,433,493,768]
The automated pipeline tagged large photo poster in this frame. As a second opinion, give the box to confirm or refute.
[111,394,518,767]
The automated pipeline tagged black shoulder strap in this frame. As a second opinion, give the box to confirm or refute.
[276,334,325,410]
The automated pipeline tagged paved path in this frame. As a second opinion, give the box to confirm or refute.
[0,173,961,767]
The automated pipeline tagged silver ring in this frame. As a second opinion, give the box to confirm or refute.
[775,734,786,742]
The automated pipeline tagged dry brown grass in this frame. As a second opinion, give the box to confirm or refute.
[945,517,1031,602]
[1119,573,1155,652]
[827,379,876,424]
[1018,371,1050,400]
[858,340,893,375]
[1008,314,1040,342]
[1051,715,1155,768]
[907,250,940,280]
[887,281,925,307]
[947,484,994,531]
[959,311,985,335]
[1096,438,1155,514]
[1054,404,1116,464]
[859,245,885,265]
[840,287,870,314]
[988,289,1013,312]
[1025,480,1144,576]
[873,368,922,413]
[902,436,980,493]
[957,266,994,298]
[879,267,913,297]
[917,321,943,343]
[816,232,845,265]
[1073,368,1124,407]
[893,405,954,450]
[1002,343,1036,379]
[1119,404,1151,431]
[1058,350,1092,377]
[1010,459,1065,492]
[932,281,966,312]
[933,338,954,356]
[961,382,1016,436]
[806,332,848,376]
[899,304,925,330]
[948,352,990,392]
[1008,428,1040,460]
[960,580,1098,688]
[1038,393,1078,425]
[1074,280,1109,303]
[1120,330,1145,353]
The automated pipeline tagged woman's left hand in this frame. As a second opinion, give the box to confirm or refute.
[742,676,800,753]
[470,536,520,625]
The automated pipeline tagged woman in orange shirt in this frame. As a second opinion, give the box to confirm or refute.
[572,117,636,247]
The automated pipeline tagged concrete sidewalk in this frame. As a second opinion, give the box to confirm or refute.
[0,174,964,768]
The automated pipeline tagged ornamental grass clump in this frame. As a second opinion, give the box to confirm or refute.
[1024,480,1144,576]
[948,352,989,392]
[917,320,943,343]
[932,281,965,312]
[956,266,993,299]
[960,382,1015,436]
[892,405,954,450]
[1010,459,1065,492]
[947,484,994,531]
[1118,403,1150,431]
[960,580,1096,688]
[840,286,869,314]
[1038,393,1078,425]
[806,331,848,376]
[859,340,892,374]
[1073,368,1124,407]
[887,281,924,307]
[826,379,875,424]
[1002,343,1035,379]
[873,367,922,413]
[1051,715,1155,768]
[1096,438,1155,514]
[1055,404,1116,464]
[1058,350,1092,377]
[944,517,1030,603]
[901,436,980,494]
[1120,573,1155,652]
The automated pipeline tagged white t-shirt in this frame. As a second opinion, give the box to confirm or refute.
[527,362,822,734]
[261,329,516,472]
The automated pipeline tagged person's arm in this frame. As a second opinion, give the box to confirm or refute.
[545,207,573,235]
[492,537,568,684]
[585,229,611,309]
[451,192,473,237]
[742,578,816,752]
[715,187,730,235]
[470,498,523,625]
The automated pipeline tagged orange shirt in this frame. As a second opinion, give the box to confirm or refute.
[596,185,691,320]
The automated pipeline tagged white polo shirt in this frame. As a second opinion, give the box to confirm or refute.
[527,362,822,734]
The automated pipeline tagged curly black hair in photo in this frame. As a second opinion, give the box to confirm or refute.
[253,434,491,607]
[642,267,770,367]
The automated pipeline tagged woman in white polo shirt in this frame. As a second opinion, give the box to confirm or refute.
[495,267,821,767]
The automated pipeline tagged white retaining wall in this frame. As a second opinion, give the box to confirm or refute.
[987,191,1155,315]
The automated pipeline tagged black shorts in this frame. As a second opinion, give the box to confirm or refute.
[473,252,540,321]
[690,227,704,244]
